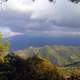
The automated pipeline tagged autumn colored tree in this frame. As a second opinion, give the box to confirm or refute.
[25,55,63,80]
[0,32,10,63]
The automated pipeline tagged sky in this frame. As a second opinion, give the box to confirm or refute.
[0,0,80,37]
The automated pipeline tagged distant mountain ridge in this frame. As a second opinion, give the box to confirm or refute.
[15,45,80,67]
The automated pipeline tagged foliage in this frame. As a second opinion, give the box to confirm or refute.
[70,0,80,3]
[0,43,79,80]
[0,53,79,80]
[0,32,9,53]
[25,55,62,80]
[0,32,10,63]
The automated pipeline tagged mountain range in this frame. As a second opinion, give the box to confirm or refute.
[15,45,80,67]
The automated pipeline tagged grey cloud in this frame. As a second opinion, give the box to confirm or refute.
[0,10,30,32]
[0,0,80,37]
[31,0,80,28]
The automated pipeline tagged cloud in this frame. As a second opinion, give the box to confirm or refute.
[0,27,23,38]
[1,0,80,28]
[0,0,80,38]
[31,0,80,27]
[4,0,32,12]
[31,0,54,19]
[25,27,80,37]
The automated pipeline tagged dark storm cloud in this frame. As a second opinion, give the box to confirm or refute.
[0,10,29,32]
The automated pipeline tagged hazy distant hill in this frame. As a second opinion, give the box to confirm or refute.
[10,35,80,51]
[15,45,80,67]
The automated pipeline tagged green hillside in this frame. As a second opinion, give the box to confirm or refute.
[15,45,80,67]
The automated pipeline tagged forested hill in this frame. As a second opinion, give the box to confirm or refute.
[0,54,79,80]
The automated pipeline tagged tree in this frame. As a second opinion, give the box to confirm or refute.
[25,55,63,80]
[70,0,80,3]
[0,32,10,63]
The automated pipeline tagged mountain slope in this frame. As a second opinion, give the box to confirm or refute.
[15,45,80,66]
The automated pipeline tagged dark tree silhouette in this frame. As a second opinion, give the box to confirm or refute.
[70,0,80,3]
[33,0,54,2]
